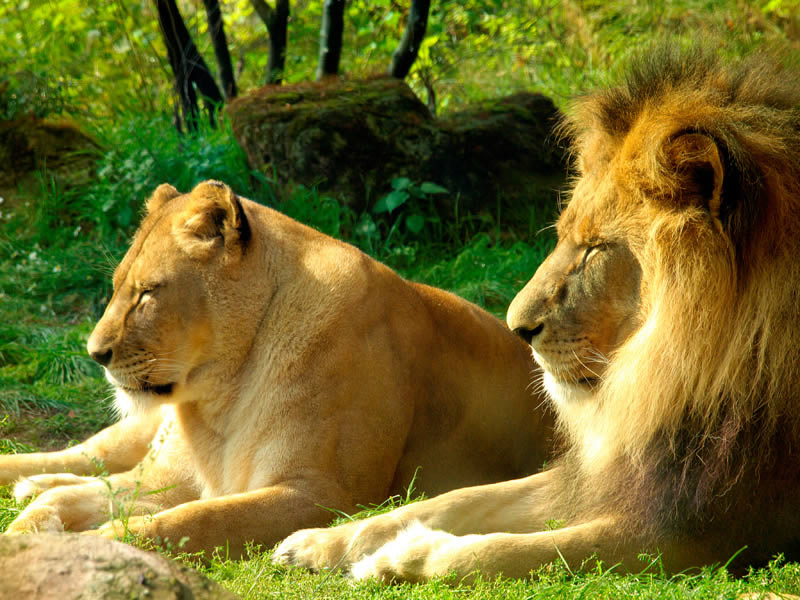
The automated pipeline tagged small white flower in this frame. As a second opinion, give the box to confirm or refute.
[40,305,47,313]
[53,265,62,273]
[28,251,38,261]
[0,196,4,204]
[73,225,82,237]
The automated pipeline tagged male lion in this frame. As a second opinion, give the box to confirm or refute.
[0,180,555,556]
[274,47,800,581]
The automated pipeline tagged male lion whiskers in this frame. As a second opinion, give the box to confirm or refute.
[274,46,800,582]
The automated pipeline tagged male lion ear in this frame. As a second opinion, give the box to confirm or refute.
[146,183,182,214]
[665,132,724,219]
[175,180,251,260]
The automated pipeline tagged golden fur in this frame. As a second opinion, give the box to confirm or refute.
[0,181,555,556]
[274,47,800,581]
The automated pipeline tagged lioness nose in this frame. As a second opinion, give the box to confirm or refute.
[88,347,113,367]
[513,322,544,345]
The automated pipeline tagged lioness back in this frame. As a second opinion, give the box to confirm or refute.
[240,202,555,499]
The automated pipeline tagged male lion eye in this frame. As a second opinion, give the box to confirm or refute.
[582,245,602,265]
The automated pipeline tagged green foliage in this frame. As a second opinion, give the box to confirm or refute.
[0,71,66,119]
[0,1,164,119]
[84,115,258,239]
[3,0,794,124]
[373,177,449,236]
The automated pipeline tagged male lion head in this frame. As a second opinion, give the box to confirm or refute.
[87,181,253,416]
[508,47,800,477]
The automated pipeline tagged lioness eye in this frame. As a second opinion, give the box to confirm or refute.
[137,284,160,305]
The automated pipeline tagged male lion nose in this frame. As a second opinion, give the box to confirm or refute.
[88,345,113,367]
[513,322,544,345]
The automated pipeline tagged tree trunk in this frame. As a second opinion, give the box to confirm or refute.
[202,0,237,100]
[316,0,345,80]
[156,0,224,131]
[250,0,290,84]
[388,0,430,79]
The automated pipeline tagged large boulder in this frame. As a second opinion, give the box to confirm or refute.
[0,115,99,209]
[0,533,236,599]
[0,115,99,186]
[227,78,566,217]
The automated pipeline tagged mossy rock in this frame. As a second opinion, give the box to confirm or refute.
[0,533,237,599]
[227,78,567,219]
[0,115,100,209]
[433,91,567,220]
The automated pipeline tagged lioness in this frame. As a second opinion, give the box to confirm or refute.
[274,47,800,581]
[0,180,554,555]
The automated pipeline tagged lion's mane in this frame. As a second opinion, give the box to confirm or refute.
[560,47,800,561]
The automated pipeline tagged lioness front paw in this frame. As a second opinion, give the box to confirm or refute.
[12,477,43,502]
[13,473,96,501]
[273,527,353,571]
[5,505,64,535]
[87,516,150,541]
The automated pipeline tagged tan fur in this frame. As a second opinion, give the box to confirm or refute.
[274,47,800,582]
[0,181,555,556]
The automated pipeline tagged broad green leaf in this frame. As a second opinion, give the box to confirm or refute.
[406,214,426,234]
[420,182,449,195]
[373,190,409,214]
[390,177,413,191]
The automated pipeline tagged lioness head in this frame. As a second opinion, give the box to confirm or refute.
[87,181,252,416]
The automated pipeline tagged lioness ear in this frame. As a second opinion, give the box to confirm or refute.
[175,181,251,260]
[146,183,182,214]
[665,132,724,219]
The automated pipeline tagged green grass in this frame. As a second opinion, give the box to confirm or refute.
[196,554,800,600]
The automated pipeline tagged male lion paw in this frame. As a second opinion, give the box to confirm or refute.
[5,505,64,535]
[272,527,353,571]
[350,522,465,583]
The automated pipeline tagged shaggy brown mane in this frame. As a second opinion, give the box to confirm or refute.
[560,47,800,565]
[567,46,800,248]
